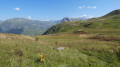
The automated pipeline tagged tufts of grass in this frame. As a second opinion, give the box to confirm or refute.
[0,33,120,67]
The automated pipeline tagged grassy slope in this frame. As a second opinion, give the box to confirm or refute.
[0,33,120,67]
[44,12,120,35]
[0,9,120,67]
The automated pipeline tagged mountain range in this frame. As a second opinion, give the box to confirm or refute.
[0,16,92,36]
[44,9,120,35]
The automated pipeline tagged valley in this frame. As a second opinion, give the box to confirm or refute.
[0,9,120,67]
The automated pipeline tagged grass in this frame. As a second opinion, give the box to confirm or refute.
[44,14,120,35]
[0,33,120,67]
[1,9,120,67]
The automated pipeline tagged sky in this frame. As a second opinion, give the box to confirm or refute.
[0,0,120,21]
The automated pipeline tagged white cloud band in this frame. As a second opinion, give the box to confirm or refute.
[79,6,97,9]
[14,7,20,11]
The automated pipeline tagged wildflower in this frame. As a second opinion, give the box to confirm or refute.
[38,53,45,62]
[10,50,14,53]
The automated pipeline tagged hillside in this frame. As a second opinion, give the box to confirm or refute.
[1,9,120,67]
[0,18,58,36]
[44,9,120,35]
[0,32,120,67]
[103,9,120,18]
[0,17,89,36]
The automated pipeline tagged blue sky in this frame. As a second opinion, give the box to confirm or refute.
[0,0,120,20]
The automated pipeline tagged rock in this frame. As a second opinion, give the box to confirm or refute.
[57,47,64,50]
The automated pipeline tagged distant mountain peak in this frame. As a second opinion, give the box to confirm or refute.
[61,17,71,22]
[7,18,27,20]
[80,15,94,19]
[70,15,93,21]
[0,20,3,23]
[5,18,29,22]
[54,17,71,23]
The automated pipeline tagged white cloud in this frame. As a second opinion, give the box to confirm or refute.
[79,6,83,9]
[78,6,85,9]
[14,7,20,11]
[87,6,96,9]
[80,15,94,18]
[28,16,32,19]
[79,6,97,9]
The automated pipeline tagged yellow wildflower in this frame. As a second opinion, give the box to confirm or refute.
[10,50,14,53]
[38,53,45,62]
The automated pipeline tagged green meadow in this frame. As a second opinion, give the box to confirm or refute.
[0,9,120,67]
[0,32,120,67]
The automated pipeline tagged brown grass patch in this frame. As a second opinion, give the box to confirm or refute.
[89,35,120,42]
[15,50,23,56]
[73,31,88,34]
